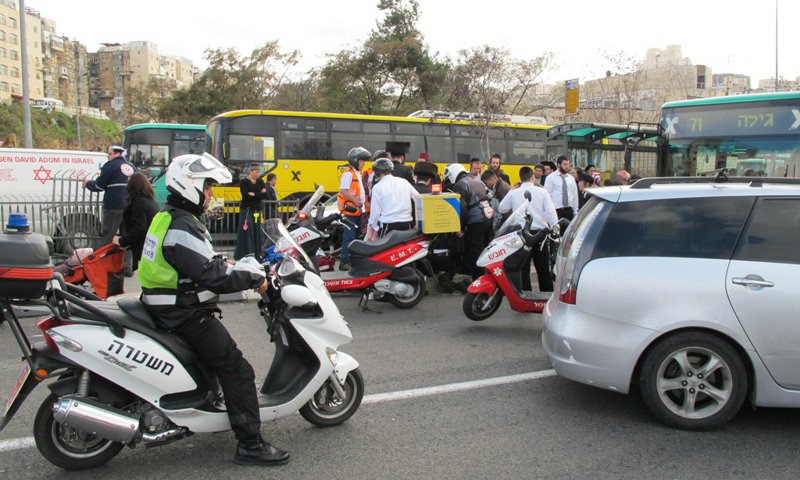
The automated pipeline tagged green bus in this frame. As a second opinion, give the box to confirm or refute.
[123,123,207,203]
[661,92,800,177]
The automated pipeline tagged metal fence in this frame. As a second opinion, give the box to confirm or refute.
[0,171,102,255]
[205,199,300,256]
[0,172,301,258]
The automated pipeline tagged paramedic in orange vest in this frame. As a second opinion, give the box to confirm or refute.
[337,147,370,271]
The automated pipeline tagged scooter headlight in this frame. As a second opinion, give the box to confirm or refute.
[278,256,305,282]
[504,237,523,249]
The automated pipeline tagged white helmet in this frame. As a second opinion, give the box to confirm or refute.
[166,153,232,205]
[444,163,466,185]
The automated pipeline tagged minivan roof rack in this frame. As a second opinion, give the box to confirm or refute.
[630,169,800,189]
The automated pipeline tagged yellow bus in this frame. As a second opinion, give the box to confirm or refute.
[205,110,550,199]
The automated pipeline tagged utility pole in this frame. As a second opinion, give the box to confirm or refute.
[19,0,32,148]
[75,43,81,150]
[775,0,779,92]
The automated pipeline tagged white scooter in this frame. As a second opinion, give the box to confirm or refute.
[0,218,363,470]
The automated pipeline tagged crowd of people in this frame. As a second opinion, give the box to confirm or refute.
[331,147,636,294]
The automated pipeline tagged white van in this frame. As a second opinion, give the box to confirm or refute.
[0,148,107,197]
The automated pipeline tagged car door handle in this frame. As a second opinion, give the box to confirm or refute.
[732,277,774,288]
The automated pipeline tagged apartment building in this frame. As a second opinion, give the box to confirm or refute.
[0,0,43,102]
[89,43,131,123]
[40,17,88,107]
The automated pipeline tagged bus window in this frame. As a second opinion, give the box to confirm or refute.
[393,123,424,135]
[363,122,390,134]
[151,145,169,166]
[424,128,452,164]
[229,134,274,162]
[279,118,330,159]
[394,134,425,161]
[508,140,544,165]
[331,120,362,132]
[331,132,387,159]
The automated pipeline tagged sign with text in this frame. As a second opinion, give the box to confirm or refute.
[565,79,580,115]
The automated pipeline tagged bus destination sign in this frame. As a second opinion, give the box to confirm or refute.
[663,104,800,139]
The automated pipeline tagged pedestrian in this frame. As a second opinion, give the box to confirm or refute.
[585,163,601,186]
[234,163,268,260]
[264,173,278,219]
[533,164,546,186]
[83,145,136,248]
[388,144,415,185]
[469,158,483,179]
[498,166,558,292]
[366,158,420,240]
[482,168,510,202]
[413,161,438,194]
[489,153,511,185]
[138,153,289,467]
[576,171,594,210]
[615,169,631,185]
[112,171,158,273]
[541,161,556,186]
[337,147,370,271]
[445,163,491,280]
[416,152,441,185]
[544,155,579,221]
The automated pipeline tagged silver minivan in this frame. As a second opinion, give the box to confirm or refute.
[543,176,800,430]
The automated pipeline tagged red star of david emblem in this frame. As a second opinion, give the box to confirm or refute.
[33,165,52,184]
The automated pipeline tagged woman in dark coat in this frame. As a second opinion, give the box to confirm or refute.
[112,171,159,272]
[234,163,268,260]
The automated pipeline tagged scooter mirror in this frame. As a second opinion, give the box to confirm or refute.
[523,191,532,201]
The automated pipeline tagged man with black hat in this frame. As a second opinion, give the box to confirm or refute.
[386,142,415,185]
[413,161,438,194]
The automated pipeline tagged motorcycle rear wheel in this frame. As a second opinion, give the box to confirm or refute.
[386,269,426,308]
[33,394,124,470]
[300,369,364,427]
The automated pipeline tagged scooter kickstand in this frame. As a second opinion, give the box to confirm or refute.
[358,291,382,314]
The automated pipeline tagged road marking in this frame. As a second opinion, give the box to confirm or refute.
[0,436,35,452]
[0,369,557,453]
[362,369,557,405]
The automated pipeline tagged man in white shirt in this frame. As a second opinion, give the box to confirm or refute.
[498,166,558,292]
[366,158,420,241]
[544,155,579,220]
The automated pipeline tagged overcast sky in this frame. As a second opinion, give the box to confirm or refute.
[28,0,800,87]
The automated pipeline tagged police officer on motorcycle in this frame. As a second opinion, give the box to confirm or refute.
[138,153,290,467]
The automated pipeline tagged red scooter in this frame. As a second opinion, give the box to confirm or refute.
[463,196,567,321]
[281,186,432,309]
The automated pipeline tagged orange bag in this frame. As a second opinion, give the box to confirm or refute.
[82,244,125,299]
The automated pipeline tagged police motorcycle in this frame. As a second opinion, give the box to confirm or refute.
[462,192,568,321]
[0,216,363,470]
[272,185,430,310]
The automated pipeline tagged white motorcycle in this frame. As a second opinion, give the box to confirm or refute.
[0,218,363,470]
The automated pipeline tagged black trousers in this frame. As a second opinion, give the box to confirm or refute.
[522,238,553,292]
[556,207,574,221]
[465,221,491,280]
[379,220,413,237]
[175,314,260,442]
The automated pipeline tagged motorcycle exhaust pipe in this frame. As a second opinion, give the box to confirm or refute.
[52,396,140,444]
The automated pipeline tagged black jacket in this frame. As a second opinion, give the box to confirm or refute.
[85,157,136,209]
[119,195,159,270]
[144,206,265,329]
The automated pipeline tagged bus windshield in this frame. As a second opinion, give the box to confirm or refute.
[662,93,800,177]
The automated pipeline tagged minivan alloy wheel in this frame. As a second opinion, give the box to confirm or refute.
[639,332,747,430]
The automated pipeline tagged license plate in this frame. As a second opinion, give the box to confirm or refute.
[4,361,31,416]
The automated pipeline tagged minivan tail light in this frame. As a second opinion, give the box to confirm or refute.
[559,288,577,304]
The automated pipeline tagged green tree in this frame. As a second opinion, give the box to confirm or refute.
[158,41,299,123]
[318,0,448,115]
[125,77,176,125]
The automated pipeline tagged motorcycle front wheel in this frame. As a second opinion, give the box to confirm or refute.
[300,369,364,427]
[33,394,124,470]
[463,291,503,321]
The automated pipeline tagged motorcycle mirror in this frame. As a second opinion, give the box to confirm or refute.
[344,205,358,213]
[523,191,532,201]
[558,217,571,230]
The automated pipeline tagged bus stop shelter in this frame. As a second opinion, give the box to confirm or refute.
[537,122,664,181]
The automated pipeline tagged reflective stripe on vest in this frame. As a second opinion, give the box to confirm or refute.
[336,166,362,217]
[138,211,179,293]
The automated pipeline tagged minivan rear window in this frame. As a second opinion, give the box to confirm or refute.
[593,197,755,260]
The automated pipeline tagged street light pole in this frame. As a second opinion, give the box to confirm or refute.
[775,0,779,92]
[19,0,32,148]
[75,43,81,150]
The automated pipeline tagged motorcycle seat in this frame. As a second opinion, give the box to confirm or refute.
[67,298,198,366]
[349,229,420,257]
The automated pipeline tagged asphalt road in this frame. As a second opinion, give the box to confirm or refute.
[1,285,799,479]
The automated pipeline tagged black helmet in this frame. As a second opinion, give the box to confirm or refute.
[372,158,394,175]
[347,147,371,168]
